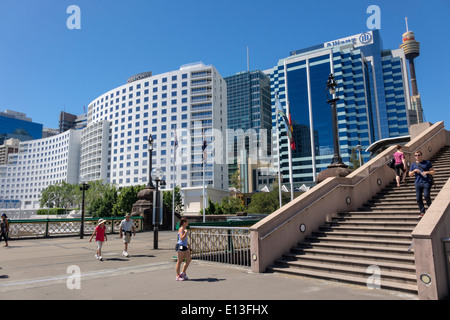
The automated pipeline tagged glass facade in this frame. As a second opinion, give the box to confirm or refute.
[0,116,43,145]
[225,70,272,191]
[272,30,410,188]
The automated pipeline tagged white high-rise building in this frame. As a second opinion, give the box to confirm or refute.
[0,130,81,209]
[85,62,229,212]
[0,63,229,213]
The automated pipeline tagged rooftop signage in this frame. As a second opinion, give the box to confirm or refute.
[127,71,152,83]
[324,31,373,48]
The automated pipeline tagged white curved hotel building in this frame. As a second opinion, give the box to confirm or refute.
[0,63,229,213]
[86,62,228,192]
[0,130,81,209]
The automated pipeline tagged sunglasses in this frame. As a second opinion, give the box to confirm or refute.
[415,154,422,157]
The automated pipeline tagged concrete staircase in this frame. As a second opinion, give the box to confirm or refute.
[268,146,450,295]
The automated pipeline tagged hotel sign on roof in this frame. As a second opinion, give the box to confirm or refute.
[324,31,373,48]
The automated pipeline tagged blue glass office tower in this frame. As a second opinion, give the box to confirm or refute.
[271,30,410,187]
[0,110,43,145]
[225,70,272,192]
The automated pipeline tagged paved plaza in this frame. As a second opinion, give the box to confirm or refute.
[0,231,417,302]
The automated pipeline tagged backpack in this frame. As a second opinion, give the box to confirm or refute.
[387,156,395,169]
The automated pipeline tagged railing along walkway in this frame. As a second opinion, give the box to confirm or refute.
[7,216,143,239]
[189,225,252,267]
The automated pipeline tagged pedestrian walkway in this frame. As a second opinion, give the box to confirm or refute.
[0,231,417,301]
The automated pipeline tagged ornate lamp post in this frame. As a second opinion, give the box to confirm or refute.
[326,73,346,168]
[316,73,352,184]
[151,167,165,249]
[79,180,90,239]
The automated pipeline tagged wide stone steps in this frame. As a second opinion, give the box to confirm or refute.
[267,145,450,295]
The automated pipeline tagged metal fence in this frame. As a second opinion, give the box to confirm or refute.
[7,217,143,239]
[189,226,251,267]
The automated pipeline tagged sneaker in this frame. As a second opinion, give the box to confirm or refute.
[95,254,99,260]
[123,251,129,257]
[181,272,189,280]
[99,256,103,261]
[176,274,185,281]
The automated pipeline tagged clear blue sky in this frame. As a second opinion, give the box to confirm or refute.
[1,0,449,130]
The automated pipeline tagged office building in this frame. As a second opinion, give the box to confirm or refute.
[0,138,20,165]
[59,111,87,133]
[0,110,43,145]
[225,70,272,192]
[0,130,81,209]
[271,30,411,188]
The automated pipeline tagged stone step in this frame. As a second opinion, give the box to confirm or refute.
[305,235,412,249]
[327,220,418,229]
[267,265,418,294]
[289,247,415,267]
[314,229,413,241]
[281,252,416,272]
[274,258,417,284]
[338,211,421,219]
[311,229,412,243]
[265,145,450,295]
[296,241,414,256]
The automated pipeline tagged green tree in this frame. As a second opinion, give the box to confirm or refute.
[246,186,289,214]
[220,197,245,215]
[88,183,118,217]
[204,198,217,215]
[349,147,364,169]
[229,169,243,191]
[113,185,146,216]
[163,185,184,215]
[40,181,78,210]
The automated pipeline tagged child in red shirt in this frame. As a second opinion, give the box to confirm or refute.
[89,219,107,260]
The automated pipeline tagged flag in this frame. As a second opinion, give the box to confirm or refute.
[288,113,296,150]
[202,130,207,162]
[276,94,295,150]
[173,129,178,163]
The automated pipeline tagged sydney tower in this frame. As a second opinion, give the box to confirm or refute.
[400,18,423,124]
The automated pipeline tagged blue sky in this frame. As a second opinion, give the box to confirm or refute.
[0,0,449,129]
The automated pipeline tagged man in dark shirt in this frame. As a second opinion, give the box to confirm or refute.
[409,150,436,217]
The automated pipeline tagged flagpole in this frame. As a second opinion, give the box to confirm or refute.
[172,129,177,231]
[284,61,294,201]
[276,94,282,209]
[202,129,206,223]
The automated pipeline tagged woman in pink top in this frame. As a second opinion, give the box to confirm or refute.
[89,219,107,261]
[393,145,407,187]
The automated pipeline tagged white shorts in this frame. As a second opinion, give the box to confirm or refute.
[96,241,104,250]
[122,232,131,243]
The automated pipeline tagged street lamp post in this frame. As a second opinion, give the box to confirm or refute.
[79,181,90,239]
[151,167,165,249]
[326,73,346,168]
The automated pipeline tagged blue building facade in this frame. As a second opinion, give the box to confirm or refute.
[271,30,410,187]
[0,112,43,145]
